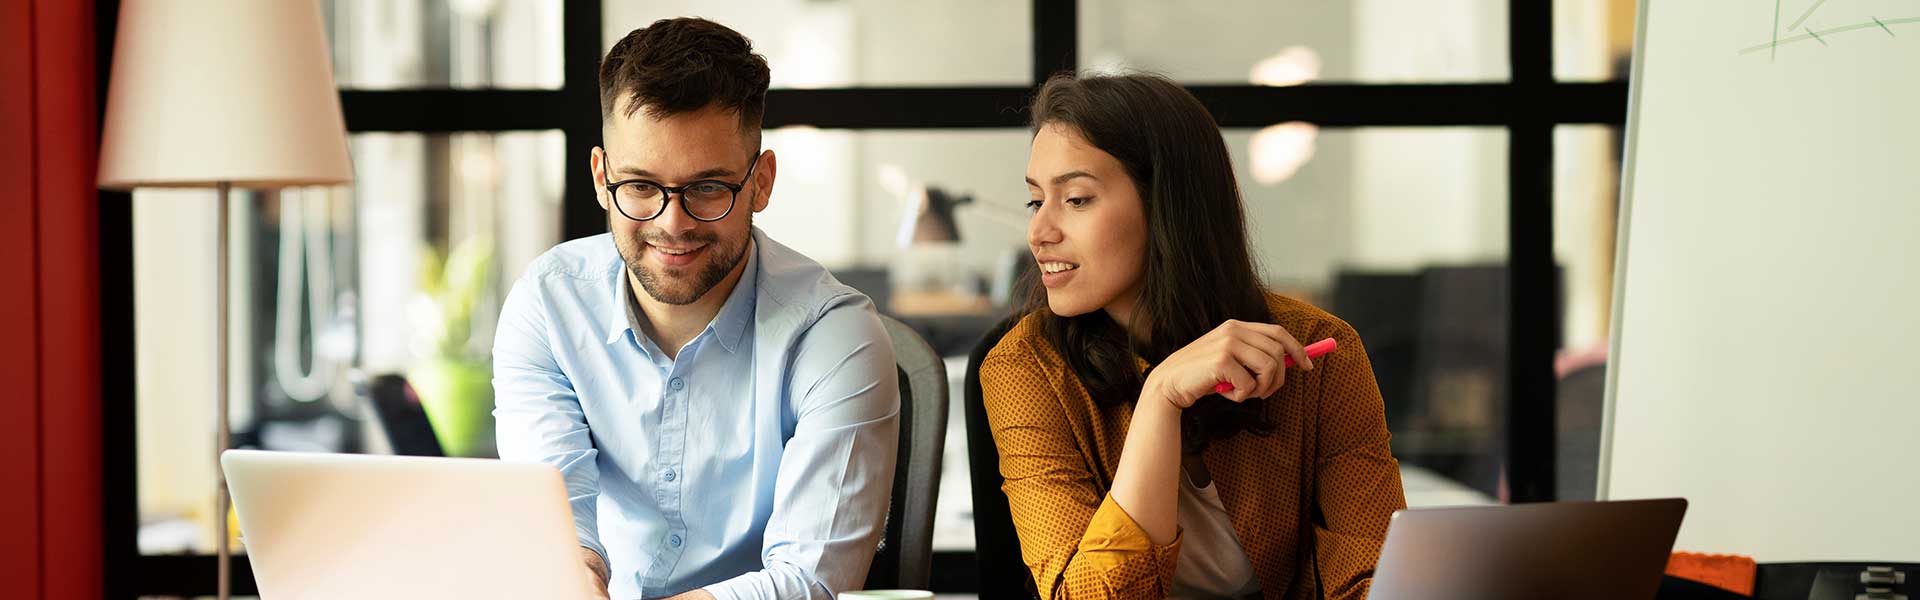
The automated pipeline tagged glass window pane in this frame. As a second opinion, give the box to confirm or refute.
[1555,0,1637,81]
[133,188,225,557]
[1553,124,1623,501]
[768,127,1515,553]
[1081,0,1511,84]
[756,128,1032,277]
[1229,127,1510,507]
[133,130,565,556]
[325,0,563,89]
[746,128,1035,552]
[603,1,1031,88]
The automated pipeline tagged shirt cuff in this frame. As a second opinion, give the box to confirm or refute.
[1081,495,1182,555]
[700,563,829,600]
[700,570,766,600]
[1076,495,1184,587]
[573,507,607,566]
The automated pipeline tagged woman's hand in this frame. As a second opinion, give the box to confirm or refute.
[1143,319,1314,410]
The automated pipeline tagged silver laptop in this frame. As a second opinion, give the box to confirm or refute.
[221,450,597,599]
[1369,498,1688,600]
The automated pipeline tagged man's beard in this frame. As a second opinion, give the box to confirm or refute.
[612,217,751,306]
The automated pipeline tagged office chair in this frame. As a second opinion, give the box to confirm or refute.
[865,315,949,590]
[963,313,1038,598]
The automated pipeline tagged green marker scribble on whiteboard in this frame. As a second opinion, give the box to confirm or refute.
[1872,16,1896,37]
[1740,16,1920,54]
[1786,0,1830,31]
[1773,0,1783,60]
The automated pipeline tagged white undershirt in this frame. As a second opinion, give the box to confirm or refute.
[1169,468,1262,599]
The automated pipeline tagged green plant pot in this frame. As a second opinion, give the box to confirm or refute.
[408,357,496,458]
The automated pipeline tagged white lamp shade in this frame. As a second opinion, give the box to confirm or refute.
[98,0,353,189]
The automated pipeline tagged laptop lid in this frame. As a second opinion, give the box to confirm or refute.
[1368,498,1688,600]
[221,449,595,599]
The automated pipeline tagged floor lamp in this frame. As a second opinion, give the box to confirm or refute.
[96,2,353,598]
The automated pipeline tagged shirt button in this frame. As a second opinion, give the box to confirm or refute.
[663,469,676,482]
[670,535,682,548]
[670,377,684,391]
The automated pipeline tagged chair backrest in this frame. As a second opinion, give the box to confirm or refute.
[864,315,948,590]
[1556,361,1608,501]
[1331,270,1423,434]
[963,314,1038,598]
[361,373,444,457]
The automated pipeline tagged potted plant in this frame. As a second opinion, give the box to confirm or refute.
[406,236,497,457]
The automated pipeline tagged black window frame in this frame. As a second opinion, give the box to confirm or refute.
[97,0,1619,595]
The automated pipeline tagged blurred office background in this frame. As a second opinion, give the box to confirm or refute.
[117,0,1637,596]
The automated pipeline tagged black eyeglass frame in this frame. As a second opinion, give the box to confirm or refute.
[604,151,764,222]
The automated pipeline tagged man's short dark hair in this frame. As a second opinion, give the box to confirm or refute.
[598,18,771,147]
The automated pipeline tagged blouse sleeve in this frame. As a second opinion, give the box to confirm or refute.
[980,345,1183,600]
[1307,322,1407,600]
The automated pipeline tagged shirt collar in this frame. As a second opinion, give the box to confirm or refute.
[604,264,634,347]
[708,242,758,353]
[603,240,759,355]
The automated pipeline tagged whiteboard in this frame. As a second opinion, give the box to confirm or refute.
[1601,0,1920,562]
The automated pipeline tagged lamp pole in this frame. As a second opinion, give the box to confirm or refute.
[215,181,233,600]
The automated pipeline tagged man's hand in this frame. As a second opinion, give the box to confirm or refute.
[581,546,611,599]
[575,547,714,600]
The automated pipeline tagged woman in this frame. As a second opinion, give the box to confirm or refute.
[980,72,1405,600]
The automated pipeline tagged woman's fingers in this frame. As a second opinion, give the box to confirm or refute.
[1256,362,1286,399]
[1211,356,1258,403]
[1221,320,1314,372]
[1235,324,1287,368]
[1279,328,1312,371]
[1191,320,1324,404]
[1251,322,1313,371]
[1228,339,1283,399]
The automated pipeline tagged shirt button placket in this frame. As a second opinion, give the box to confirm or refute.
[659,373,689,566]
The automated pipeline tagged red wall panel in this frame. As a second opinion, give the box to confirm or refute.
[0,0,50,595]
[34,0,102,595]
[0,0,103,597]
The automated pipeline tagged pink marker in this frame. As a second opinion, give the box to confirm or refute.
[1214,338,1338,394]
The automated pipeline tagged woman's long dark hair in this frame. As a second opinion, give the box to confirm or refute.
[1025,72,1277,452]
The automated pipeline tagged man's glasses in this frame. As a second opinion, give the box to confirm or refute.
[604,152,762,222]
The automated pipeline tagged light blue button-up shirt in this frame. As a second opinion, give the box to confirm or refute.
[493,229,899,599]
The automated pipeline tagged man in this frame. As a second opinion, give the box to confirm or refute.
[492,18,899,599]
